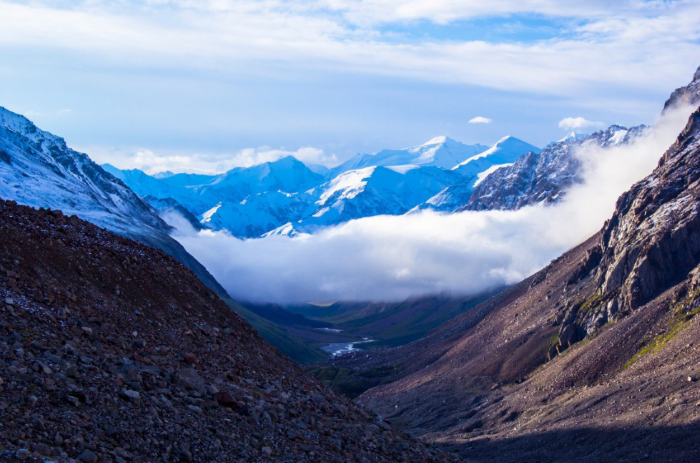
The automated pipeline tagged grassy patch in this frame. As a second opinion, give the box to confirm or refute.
[579,292,602,315]
[624,290,700,369]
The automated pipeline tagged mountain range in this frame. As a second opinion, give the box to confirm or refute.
[104,135,539,238]
[1,55,700,462]
[104,127,646,239]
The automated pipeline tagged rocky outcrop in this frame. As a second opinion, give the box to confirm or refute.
[0,199,456,462]
[592,109,700,313]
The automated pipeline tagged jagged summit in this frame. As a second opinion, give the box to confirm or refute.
[463,124,647,211]
[664,65,700,112]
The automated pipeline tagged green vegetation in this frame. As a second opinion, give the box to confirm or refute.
[578,291,602,316]
[624,289,700,369]
[223,298,328,364]
[308,365,398,398]
[296,290,501,350]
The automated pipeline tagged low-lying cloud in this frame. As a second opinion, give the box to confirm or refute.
[167,105,696,305]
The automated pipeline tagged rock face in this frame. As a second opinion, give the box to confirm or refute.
[463,125,647,211]
[569,108,700,337]
[341,69,700,462]
[0,200,456,462]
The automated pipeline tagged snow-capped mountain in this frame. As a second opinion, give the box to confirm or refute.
[0,106,227,297]
[107,135,544,238]
[0,108,168,236]
[328,136,489,177]
[299,165,463,231]
[463,125,648,211]
[452,135,541,177]
[414,135,540,212]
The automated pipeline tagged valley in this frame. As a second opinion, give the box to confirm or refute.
[1,11,700,459]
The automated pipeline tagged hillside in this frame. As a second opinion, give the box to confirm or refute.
[0,199,456,462]
[335,74,700,461]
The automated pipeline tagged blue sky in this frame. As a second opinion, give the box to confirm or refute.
[1,0,699,174]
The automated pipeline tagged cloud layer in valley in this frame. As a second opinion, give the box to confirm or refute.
[166,104,698,305]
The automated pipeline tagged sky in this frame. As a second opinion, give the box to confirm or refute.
[1,0,700,174]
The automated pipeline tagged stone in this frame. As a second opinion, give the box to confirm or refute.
[76,449,98,463]
[261,447,273,457]
[213,391,238,408]
[119,363,142,383]
[176,368,205,393]
[121,389,141,401]
[32,443,52,456]
[15,449,30,460]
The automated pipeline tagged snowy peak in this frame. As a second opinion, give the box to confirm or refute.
[419,135,458,147]
[330,137,489,175]
[558,132,588,143]
[452,135,540,177]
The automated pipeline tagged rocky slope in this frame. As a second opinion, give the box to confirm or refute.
[339,71,700,462]
[0,199,457,463]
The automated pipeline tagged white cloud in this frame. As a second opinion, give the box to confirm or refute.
[170,103,698,304]
[57,108,72,115]
[469,116,492,124]
[1,0,698,105]
[84,145,338,175]
[558,116,605,132]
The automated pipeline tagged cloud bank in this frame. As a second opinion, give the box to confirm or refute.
[2,1,699,99]
[167,104,697,305]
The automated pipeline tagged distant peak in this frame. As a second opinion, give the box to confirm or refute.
[270,155,297,164]
[558,132,587,143]
[495,135,514,144]
[422,135,452,146]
